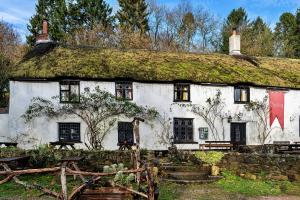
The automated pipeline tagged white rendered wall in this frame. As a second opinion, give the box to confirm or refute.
[0,113,9,141]
[7,80,300,149]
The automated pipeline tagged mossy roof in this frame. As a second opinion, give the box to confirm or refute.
[12,44,300,89]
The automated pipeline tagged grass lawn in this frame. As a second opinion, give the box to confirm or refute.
[159,171,300,200]
[0,172,300,200]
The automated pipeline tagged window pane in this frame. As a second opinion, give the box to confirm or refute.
[60,84,69,90]
[234,88,241,102]
[60,91,69,102]
[182,91,189,101]
[125,90,132,99]
[241,89,248,102]
[70,85,80,102]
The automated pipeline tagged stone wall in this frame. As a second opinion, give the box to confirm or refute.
[220,152,300,181]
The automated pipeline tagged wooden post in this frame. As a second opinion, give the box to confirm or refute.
[146,167,155,200]
[133,117,144,186]
[71,162,86,183]
[61,162,68,200]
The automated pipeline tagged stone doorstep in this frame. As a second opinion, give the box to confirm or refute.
[167,171,208,180]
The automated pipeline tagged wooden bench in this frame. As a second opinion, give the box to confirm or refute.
[200,141,233,150]
[0,156,30,169]
[273,141,290,153]
[50,141,80,150]
[0,142,18,147]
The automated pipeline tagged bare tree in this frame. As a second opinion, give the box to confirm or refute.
[194,7,220,52]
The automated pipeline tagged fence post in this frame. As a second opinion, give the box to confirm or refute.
[61,161,68,200]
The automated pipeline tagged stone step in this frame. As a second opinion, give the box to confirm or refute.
[167,172,209,180]
[162,176,223,184]
[161,165,201,172]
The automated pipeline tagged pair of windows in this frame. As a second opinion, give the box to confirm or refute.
[58,121,135,145]
[59,81,133,103]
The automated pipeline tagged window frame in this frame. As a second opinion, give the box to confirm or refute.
[174,83,191,102]
[173,118,196,144]
[58,122,81,142]
[234,86,250,104]
[115,82,133,100]
[59,80,80,103]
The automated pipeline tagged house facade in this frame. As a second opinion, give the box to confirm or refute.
[0,27,299,149]
[0,79,299,150]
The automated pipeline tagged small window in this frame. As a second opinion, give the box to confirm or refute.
[60,81,80,103]
[115,82,133,100]
[234,86,250,103]
[174,83,190,102]
[174,118,194,143]
[58,123,81,142]
[118,122,134,145]
[0,87,9,112]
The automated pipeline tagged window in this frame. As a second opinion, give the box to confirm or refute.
[60,81,80,103]
[174,118,194,143]
[118,122,134,145]
[234,86,250,103]
[115,82,133,100]
[0,87,9,112]
[174,83,190,102]
[58,123,81,142]
[199,127,208,140]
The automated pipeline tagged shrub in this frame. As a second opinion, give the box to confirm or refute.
[195,151,224,166]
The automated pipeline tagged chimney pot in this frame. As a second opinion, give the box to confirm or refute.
[36,19,50,44]
[229,29,241,55]
[42,19,48,35]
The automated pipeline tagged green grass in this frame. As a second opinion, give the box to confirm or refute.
[158,171,300,200]
[0,174,82,199]
[217,171,300,197]
[1,173,300,200]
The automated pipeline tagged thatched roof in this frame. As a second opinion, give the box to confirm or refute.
[12,43,300,89]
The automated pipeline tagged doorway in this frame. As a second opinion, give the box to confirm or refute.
[230,123,246,145]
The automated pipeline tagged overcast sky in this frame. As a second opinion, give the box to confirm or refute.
[0,0,299,42]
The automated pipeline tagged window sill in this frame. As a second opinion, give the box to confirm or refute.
[173,100,192,103]
[0,107,9,114]
[173,141,198,144]
[234,101,249,104]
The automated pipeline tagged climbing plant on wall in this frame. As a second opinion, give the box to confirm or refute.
[23,86,158,150]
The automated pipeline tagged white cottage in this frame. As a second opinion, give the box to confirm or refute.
[0,28,299,150]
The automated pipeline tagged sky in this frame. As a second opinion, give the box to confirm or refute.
[0,0,299,42]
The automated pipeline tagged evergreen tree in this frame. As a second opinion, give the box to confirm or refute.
[27,0,68,46]
[117,0,149,35]
[274,12,297,57]
[26,0,50,46]
[68,0,114,31]
[243,17,274,56]
[294,9,300,58]
[220,7,249,53]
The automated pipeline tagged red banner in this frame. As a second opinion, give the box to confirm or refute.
[269,91,285,129]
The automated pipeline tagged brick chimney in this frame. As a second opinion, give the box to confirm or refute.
[229,29,241,55]
[36,19,50,44]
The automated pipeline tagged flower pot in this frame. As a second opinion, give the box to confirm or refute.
[211,165,220,176]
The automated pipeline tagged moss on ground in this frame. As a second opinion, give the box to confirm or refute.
[12,46,300,88]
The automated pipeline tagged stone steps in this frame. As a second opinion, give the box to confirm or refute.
[160,163,222,184]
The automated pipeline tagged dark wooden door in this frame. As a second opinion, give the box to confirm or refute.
[230,123,246,145]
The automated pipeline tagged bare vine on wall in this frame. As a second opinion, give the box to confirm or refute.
[22,86,158,150]
[244,95,280,145]
[155,113,173,148]
[191,90,227,140]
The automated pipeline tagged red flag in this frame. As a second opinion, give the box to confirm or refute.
[269,91,285,129]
